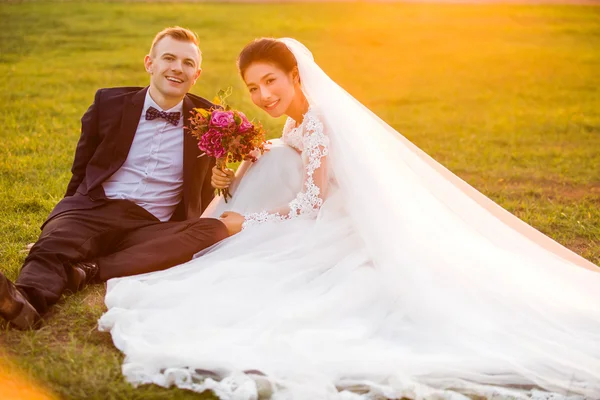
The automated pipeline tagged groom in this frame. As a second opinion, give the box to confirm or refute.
[0,27,237,330]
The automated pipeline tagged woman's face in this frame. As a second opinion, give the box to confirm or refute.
[243,62,297,118]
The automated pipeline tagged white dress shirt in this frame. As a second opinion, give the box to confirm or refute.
[102,91,184,221]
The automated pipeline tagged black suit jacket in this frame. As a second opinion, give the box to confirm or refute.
[46,86,216,225]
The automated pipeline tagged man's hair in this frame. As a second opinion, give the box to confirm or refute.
[150,26,202,66]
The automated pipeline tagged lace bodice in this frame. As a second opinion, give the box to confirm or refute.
[243,108,329,229]
[282,117,304,150]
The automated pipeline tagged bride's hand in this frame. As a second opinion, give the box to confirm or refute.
[211,165,235,189]
[219,211,245,236]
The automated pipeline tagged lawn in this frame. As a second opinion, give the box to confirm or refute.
[0,1,599,399]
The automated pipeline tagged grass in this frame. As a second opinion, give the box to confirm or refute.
[0,1,599,399]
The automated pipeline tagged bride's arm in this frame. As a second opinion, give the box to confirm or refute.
[200,149,264,219]
[200,195,220,218]
[222,146,265,195]
[229,159,253,194]
[242,114,329,228]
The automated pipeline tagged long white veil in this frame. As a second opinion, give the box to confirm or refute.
[280,38,600,397]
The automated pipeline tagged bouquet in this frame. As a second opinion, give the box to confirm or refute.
[188,88,267,202]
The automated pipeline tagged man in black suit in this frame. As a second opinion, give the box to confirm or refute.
[0,27,237,330]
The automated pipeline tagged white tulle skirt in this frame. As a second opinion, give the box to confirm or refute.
[99,141,600,400]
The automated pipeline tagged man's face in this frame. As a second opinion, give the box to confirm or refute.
[144,36,202,104]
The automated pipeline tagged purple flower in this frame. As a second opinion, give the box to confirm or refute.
[237,111,249,123]
[239,120,254,133]
[210,110,235,130]
[198,128,226,158]
[234,111,252,133]
[215,148,227,159]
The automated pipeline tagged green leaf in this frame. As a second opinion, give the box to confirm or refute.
[216,86,233,108]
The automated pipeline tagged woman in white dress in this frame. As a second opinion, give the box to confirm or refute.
[99,38,600,400]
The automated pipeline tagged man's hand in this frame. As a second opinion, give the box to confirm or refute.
[219,211,245,236]
[211,166,234,190]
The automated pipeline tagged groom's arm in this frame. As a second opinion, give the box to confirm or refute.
[200,157,217,214]
[65,90,101,197]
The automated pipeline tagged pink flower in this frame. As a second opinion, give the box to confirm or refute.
[239,121,253,133]
[189,100,267,163]
[215,148,227,159]
[198,128,226,158]
[210,110,235,130]
[234,111,253,133]
[238,111,249,123]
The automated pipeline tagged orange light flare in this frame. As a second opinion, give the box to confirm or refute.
[0,355,56,400]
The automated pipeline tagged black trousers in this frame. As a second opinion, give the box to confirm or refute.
[16,199,228,315]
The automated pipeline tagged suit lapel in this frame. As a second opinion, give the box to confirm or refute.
[114,87,147,166]
[182,95,196,214]
[183,94,213,217]
[90,87,147,192]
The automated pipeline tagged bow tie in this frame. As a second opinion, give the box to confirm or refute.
[145,106,181,126]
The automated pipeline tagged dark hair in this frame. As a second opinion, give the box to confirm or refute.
[237,38,298,78]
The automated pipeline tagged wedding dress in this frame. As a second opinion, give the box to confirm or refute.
[99,39,600,400]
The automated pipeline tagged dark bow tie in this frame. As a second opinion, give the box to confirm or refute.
[145,106,181,126]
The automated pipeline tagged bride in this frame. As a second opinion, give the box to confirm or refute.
[99,38,600,400]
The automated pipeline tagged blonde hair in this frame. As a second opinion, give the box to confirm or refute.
[150,26,202,66]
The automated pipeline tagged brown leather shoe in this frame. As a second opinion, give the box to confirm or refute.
[66,261,99,293]
[0,271,41,330]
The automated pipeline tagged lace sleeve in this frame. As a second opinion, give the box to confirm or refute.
[243,113,329,229]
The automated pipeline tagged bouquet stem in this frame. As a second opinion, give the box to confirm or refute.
[216,158,232,203]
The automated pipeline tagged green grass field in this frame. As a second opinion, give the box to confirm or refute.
[1,1,599,399]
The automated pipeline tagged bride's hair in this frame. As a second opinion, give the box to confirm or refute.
[237,38,298,78]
